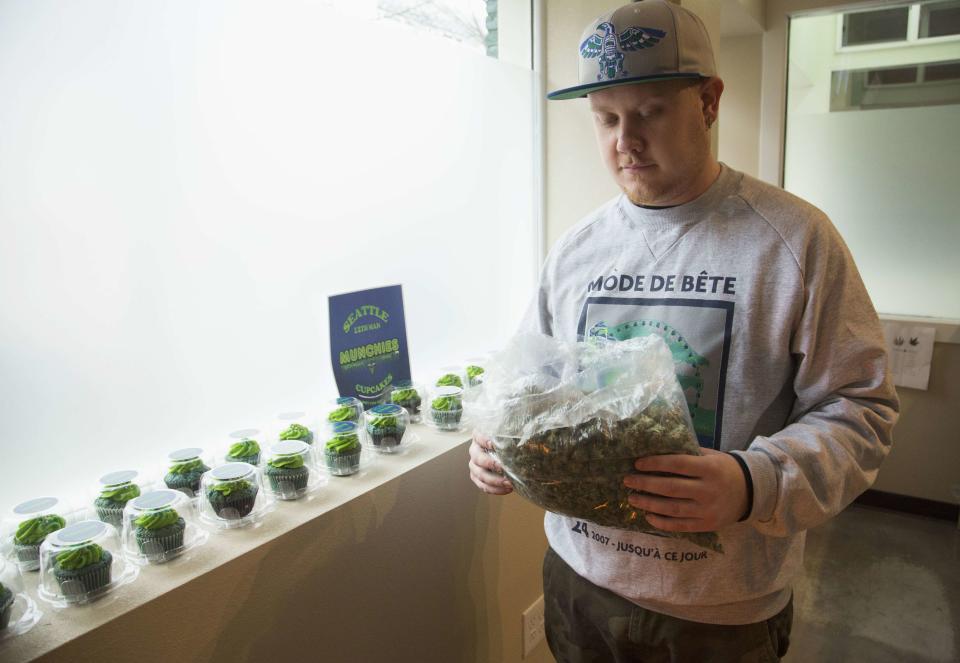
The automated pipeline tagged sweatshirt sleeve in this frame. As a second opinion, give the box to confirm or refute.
[731,215,900,537]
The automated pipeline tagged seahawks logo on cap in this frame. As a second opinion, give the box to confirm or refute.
[580,22,667,81]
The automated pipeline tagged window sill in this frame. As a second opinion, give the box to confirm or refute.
[0,425,473,662]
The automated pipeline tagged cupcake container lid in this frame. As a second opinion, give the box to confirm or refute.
[270,440,309,457]
[49,520,106,547]
[278,411,306,420]
[330,421,358,435]
[99,470,138,487]
[229,429,259,439]
[131,490,180,511]
[434,386,463,398]
[168,447,203,462]
[211,463,253,481]
[370,404,403,416]
[335,396,360,405]
[14,497,58,515]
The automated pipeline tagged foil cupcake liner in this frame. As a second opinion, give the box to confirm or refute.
[13,543,41,572]
[54,551,114,602]
[324,450,361,477]
[366,424,407,451]
[431,408,463,431]
[264,467,310,500]
[0,588,13,630]
[207,489,258,519]
[95,501,126,529]
[135,518,186,563]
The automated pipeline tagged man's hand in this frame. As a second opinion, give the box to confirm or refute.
[469,432,513,495]
[623,449,748,532]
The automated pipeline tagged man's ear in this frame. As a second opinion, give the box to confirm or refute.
[700,77,724,129]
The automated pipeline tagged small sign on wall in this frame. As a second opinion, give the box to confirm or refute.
[328,285,411,407]
[881,322,936,390]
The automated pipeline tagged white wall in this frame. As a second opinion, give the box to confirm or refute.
[0,0,537,509]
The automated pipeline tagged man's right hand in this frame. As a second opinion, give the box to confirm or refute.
[468,432,513,495]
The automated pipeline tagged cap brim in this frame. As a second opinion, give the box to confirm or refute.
[547,72,704,101]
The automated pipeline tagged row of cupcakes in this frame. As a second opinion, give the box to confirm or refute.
[1,366,487,619]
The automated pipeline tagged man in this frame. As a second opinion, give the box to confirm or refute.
[468,1,899,661]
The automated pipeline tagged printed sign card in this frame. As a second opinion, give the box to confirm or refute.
[881,322,936,390]
[328,285,411,407]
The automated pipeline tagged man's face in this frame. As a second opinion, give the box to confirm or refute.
[588,78,719,207]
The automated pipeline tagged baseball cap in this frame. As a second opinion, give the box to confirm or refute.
[547,0,717,101]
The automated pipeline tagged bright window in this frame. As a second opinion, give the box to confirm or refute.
[0,0,538,508]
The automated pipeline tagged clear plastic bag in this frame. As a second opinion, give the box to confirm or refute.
[469,333,722,552]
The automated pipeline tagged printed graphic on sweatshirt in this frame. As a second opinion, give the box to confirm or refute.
[576,296,734,449]
[570,520,710,563]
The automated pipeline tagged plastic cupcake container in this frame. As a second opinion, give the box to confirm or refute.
[464,358,487,388]
[426,385,465,432]
[225,429,263,466]
[388,380,424,424]
[6,498,66,573]
[37,520,137,607]
[122,489,207,565]
[0,557,41,638]
[363,404,410,454]
[93,471,141,530]
[434,366,465,390]
[324,396,364,426]
[322,422,365,476]
[262,440,323,501]
[198,463,270,529]
[163,448,211,498]
[275,411,316,446]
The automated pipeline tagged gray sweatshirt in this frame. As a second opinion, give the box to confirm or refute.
[521,163,899,625]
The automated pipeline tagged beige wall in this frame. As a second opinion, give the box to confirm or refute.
[717,34,762,178]
[543,1,623,248]
[873,344,960,504]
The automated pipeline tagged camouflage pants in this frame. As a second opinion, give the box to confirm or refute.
[543,547,792,663]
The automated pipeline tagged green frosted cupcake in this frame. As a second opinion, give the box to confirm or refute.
[94,471,141,529]
[435,373,464,389]
[264,441,311,499]
[327,396,363,425]
[206,464,259,519]
[430,387,464,431]
[0,582,13,631]
[324,423,362,476]
[364,404,408,452]
[279,422,313,445]
[53,543,113,603]
[390,383,422,422]
[134,507,186,562]
[225,438,261,465]
[13,510,66,572]
[466,365,485,387]
[163,448,210,496]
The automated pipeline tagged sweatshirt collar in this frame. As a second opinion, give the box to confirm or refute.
[617,162,737,230]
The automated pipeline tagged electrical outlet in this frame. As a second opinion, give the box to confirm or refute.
[522,595,546,658]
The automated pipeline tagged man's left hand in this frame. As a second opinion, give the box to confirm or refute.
[623,449,749,532]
